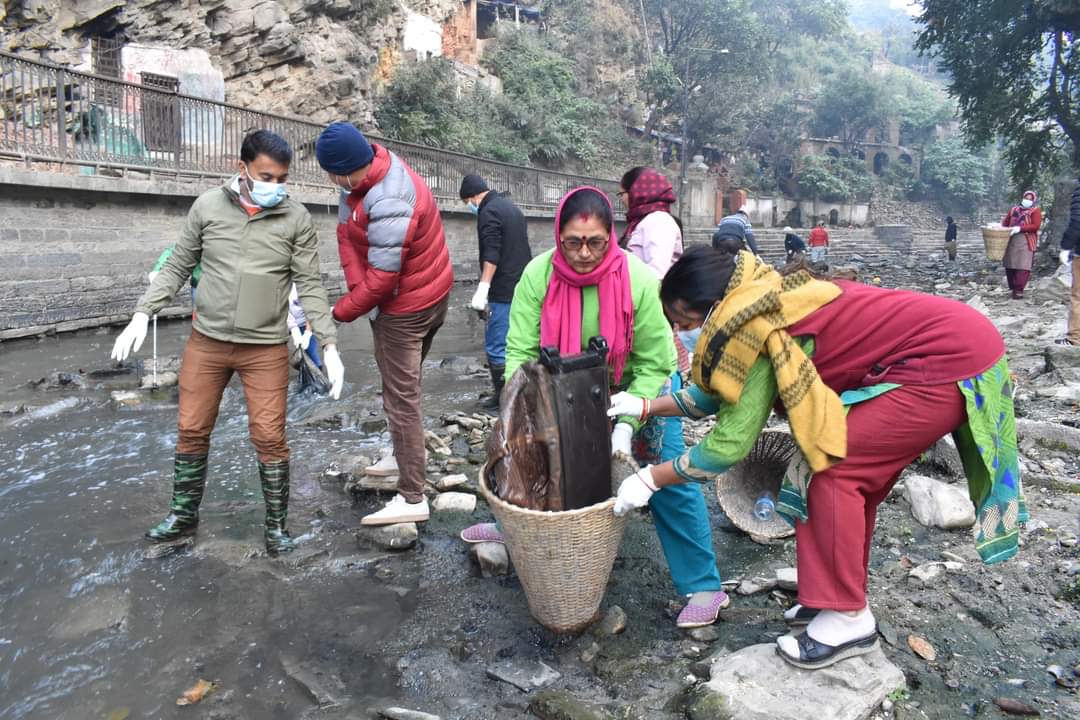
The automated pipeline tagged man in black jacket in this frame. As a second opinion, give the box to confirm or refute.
[783,226,806,264]
[460,174,532,410]
[1059,175,1080,347]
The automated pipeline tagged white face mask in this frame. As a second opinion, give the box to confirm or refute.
[1021,198,1034,209]
[678,327,702,354]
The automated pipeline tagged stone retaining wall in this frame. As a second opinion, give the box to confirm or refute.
[0,167,556,340]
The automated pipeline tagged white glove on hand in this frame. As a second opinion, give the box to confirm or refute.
[290,327,305,349]
[1009,225,1021,236]
[611,422,633,456]
[300,329,312,349]
[147,270,159,283]
[470,282,490,312]
[111,312,150,362]
[1060,250,1073,266]
[323,344,345,400]
[608,391,648,420]
[614,465,657,516]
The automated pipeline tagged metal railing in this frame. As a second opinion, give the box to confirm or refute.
[0,50,620,211]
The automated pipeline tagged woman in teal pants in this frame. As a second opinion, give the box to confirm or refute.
[460,186,726,628]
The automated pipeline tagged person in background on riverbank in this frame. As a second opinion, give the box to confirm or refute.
[618,166,683,276]
[316,121,453,526]
[111,129,344,555]
[944,216,958,262]
[1058,175,1080,346]
[609,244,1024,668]
[783,226,806,264]
[462,187,729,629]
[719,208,759,255]
[459,173,532,412]
[1002,191,1042,300]
[808,220,829,264]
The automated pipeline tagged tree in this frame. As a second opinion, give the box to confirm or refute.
[921,136,991,211]
[914,0,1080,185]
[812,68,892,147]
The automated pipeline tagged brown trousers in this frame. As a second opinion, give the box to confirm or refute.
[372,296,449,502]
[176,330,290,462]
[1070,258,1080,345]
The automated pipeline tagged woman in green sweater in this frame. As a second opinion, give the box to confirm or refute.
[461,187,728,628]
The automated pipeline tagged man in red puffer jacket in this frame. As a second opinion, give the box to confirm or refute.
[317,122,453,526]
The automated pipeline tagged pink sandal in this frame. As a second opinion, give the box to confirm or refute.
[460,523,504,544]
[677,591,731,628]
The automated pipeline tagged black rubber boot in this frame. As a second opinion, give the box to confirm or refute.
[480,364,505,413]
[146,454,208,542]
[260,460,296,555]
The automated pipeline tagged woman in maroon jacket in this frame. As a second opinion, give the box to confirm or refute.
[1001,190,1042,299]
[610,246,1024,669]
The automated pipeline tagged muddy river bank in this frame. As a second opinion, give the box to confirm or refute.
[1,272,1078,720]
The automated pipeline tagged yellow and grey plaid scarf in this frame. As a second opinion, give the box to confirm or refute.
[691,252,847,472]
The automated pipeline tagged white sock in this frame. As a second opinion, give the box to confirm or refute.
[783,603,805,621]
[689,591,719,606]
[805,607,875,646]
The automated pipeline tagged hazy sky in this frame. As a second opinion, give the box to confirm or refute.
[889,0,921,15]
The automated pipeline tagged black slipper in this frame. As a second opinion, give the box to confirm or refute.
[776,628,879,670]
[783,605,820,627]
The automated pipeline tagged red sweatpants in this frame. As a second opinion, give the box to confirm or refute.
[795,383,968,611]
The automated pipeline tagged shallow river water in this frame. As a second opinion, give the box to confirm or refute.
[0,290,494,719]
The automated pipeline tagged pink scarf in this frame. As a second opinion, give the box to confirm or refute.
[540,187,634,384]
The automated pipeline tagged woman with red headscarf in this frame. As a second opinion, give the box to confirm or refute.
[1002,190,1042,299]
[460,187,729,629]
[618,166,683,277]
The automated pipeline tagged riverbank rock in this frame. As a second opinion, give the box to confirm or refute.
[1016,419,1080,453]
[486,658,561,692]
[529,689,611,720]
[360,523,418,551]
[903,474,975,529]
[469,542,509,577]
[431,492,476,513]
[687,643,905,720]
[345,474,400,494]
[379,708,442,720]
[432,473,469,491]
[775,568,798,591]
[111,390,142,408]
[141,370,178,388]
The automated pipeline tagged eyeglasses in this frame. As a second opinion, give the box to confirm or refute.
[562,236,608,253]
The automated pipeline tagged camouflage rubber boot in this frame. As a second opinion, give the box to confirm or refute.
[145,453,208,542]
[260,460,296,555]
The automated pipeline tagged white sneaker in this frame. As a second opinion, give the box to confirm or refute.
[361,494,430,526]
[365,454,399,477]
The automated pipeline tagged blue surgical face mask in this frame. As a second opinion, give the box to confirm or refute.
[467,201,479,215]
[244,165,287,208]
[1021,198,1033,209]
[678,327,702,354]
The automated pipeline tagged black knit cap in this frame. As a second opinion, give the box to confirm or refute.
[459,174,489,199]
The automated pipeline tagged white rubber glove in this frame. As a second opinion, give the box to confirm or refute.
[611,422,633,456]
[148,270,159,283]
[613,465,657,516]
[608,391,648,420]
[111,312,150,362]
[300,328,312,349]
[1009,225,1021,236]
[470,282,490,312]
[1060,250,1073,266]
[290,326,305,349]
[323,344,344,400]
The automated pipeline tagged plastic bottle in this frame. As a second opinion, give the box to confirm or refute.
[753,491,776,521]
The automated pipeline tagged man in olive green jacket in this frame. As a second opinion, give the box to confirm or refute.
[111,129,345,555]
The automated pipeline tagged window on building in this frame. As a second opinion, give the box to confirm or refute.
[140,72,181,153]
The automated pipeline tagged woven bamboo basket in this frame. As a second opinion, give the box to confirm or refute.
[982,226,1012,262]
[715,430,798,539]
[479,467,627,633]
